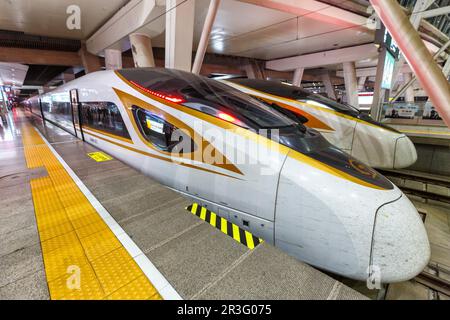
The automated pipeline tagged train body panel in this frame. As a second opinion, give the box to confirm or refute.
[223,79,418,170]
[275,154,405,280]
[371,195,430,283]
[25,68,429,283]
[299,105,356,152]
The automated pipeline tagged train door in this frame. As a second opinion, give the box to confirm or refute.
[70,89,84,141]
[38,98,45,120]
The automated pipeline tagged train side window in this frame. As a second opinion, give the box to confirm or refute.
[80,102,131,139]
[132,106,194,153]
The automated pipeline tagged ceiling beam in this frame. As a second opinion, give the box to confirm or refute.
[317,0,368,16]
[0,47,81,66]
[0,62,28,86]
[336,64,412,78]
[421,6,450,19]
[86,0,166,55]
[266,43,378,71]
[238,0,368,27]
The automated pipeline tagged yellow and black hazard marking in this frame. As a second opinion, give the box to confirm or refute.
[186,203,263,249]
[87,151,113,162]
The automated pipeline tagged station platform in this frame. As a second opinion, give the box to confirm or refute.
[0,109,365,300]
[388,124,450,142]
[382,124,450,177]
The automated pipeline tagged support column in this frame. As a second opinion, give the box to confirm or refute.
[165,0,195,72]
[129,33,155,68]
[424,58,450,106]
[403,72,415,103]
[370,0,450,127]
[292,68,304,87]
[244,64,256,79]
[244,60,265,79]
[370,47,388,121]
[192,0,220,74]
[386,0,436,95]
[357,76,367,91]
[343,61,359,107]
[391,40,450,102]
[104,48,122,70]
[442,58,450,78]
[78,43,102,73]
[320,72,337,100]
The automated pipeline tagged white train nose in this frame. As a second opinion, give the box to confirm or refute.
[371,195,430,283]
[393,135,417,169]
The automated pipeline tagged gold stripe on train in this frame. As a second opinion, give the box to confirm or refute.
[83,129,241,180]
[82,125,134,144]
[113,87,243,177]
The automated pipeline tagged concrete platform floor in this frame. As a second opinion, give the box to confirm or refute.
[0,110,365,300]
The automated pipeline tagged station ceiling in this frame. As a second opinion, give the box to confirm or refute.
[0,30,81,52]
[176,0,374,60]
[23,65,71,86]
[0,0,374,61]
[0,0,129,40]
[0,0,447,90]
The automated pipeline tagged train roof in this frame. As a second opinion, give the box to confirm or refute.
[227,78,400,133]
[227,78,361,116]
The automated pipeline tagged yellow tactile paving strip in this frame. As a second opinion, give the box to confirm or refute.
[20,124,162,300]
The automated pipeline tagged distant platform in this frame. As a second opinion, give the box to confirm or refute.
[382,118,446,127]
[387,124,450,143]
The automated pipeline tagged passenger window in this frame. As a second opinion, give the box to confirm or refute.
[132,106,195,153]
[39,94,76,135]
[80,102,131,139]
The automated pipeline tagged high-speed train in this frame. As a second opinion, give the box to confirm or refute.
[26,68,429,283]
[222,79,417,170]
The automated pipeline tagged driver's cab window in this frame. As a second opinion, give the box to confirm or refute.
[133,106,194,153]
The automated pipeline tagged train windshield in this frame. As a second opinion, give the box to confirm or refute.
[228,78,360,116]
[117,68,297,130]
